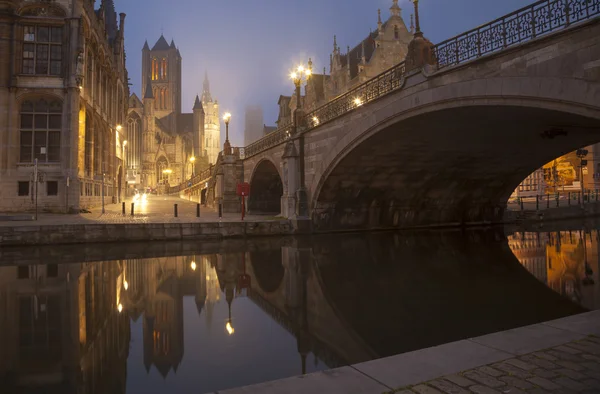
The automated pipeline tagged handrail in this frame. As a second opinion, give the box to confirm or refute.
[433,0,600,69]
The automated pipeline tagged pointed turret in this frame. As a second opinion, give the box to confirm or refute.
[193,95,203,111]
[142,40,150,51]
[378,9,383,32]
[170,39,176,49]
[201,71,212,103]
[390,0,401,18]
[144,76,154,99]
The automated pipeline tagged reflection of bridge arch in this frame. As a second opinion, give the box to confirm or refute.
[248,159,283,214]
[249,250,284,293]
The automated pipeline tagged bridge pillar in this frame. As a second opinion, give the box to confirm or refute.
[221,155,244,213]
[281,140,300,218]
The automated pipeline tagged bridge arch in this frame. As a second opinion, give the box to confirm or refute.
[249,250,285,294]
[248,159,283,215]
[309,76,600,230]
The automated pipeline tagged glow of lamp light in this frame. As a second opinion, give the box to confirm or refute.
[290,72,297,80]
[226,321,235,335]
[118,304,123,313]
[297,65,304,73]
[313,116,319,125]
[124,280,129,290]
[116,125,122,132]
[191,261,197,271]
[354,98,363,106]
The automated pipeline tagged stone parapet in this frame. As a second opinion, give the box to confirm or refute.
[0,220,292,247]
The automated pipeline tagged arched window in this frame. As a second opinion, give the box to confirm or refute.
[394,26,399,39]
[152,58,158,81]
[85,112,93,175]
[154,88,158,110]
[160,88,165,110]
[161,58,167,80]
[163,88,168,110]
[86,51,93,97]
[20,98,62,163]
[157,157,169,184]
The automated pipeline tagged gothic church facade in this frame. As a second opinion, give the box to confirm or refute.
[126,36,220,192]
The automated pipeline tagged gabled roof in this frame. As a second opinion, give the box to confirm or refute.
[129,93,143,108]
[278,95,291,105]
[152,35,171,51]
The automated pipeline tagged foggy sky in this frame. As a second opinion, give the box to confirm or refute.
[116,0,535,147]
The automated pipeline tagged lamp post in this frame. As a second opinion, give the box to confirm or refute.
[122,140,127,201]
[290,64,312,217]
[411,0,421,35]
[577,149,589,205]
[223,113,232,155]
[189,156,196,178]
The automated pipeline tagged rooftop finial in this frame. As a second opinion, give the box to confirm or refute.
[390,0,401,17]
[410,14,415,34]
[333,35,337,52]
[378,9,383,31]
[412,0,422,34]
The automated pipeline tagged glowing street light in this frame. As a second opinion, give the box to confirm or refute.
[191,261,197,271]
[312,116,319,126]
[223,112,232,155]
[354,97,363,107]
[189,156,196,178]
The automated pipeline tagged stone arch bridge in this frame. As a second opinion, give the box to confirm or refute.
[171,0,600,230]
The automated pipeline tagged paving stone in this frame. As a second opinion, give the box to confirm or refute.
[463,371,506,388]
[468,385,501,394]
[547,350,584,362]
[582,369,600,380]
[526,376,561,390]
[533,352,558,361]
[491,363,532,379]
[554,360,586,371]
[554,345,583,354]
[412,384,443,394]
[498,387,527,394]
[528,389,552,394]
[567,342,600,355]
[581,361,600,372]
[531,368,560,379]
[477,366,504,378]
[581,377,600,389]
[582,354,600,362]
[498,376,535,390]
[393,390,415,394]
[443,375,476,388]
[428,379,470,394]
[556,368,587,380]
[503,359,536,371]
[553,376,589,391]
[585,336,600,345]
[519,355,559,370]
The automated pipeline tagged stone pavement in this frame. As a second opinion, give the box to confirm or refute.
[389,337,600,394]
[218,311,600,394]
[0,196,275,227]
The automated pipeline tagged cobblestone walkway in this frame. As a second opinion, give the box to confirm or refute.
[389,337,600,394]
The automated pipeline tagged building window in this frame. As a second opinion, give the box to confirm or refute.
[394,26,399,39]
[47,181,58,196]
[18,181,29,196]
[161,58,167,80]
[20,98,62,163]
[22,25,62,75]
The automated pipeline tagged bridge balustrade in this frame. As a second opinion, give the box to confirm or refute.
[434,0,600,69]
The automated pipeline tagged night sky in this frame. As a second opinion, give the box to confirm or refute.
[115,0,535,146]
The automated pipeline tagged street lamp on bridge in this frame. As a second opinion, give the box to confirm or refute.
[223,112,232,155]
[290,64,312,128]
[189,156,196,178]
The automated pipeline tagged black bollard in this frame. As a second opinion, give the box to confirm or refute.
[536,195,539,211]
[174,204,178,218]
[196,203,200,218]
[122,201,126,215]
[547,194,550,209]
[131,202,135,216]
[218,203,223,219]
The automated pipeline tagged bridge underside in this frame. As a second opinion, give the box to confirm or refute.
[313,106,600,230]
[249,161,283,215]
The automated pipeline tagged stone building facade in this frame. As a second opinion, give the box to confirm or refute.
[0,0,129,212]
[276,0,414,125]
[126,38,219,192]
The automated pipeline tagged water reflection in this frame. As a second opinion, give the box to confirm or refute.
[508,229,600,310]
[0,230,591,393]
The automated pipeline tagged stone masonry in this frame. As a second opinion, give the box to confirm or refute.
[390,337,600,394]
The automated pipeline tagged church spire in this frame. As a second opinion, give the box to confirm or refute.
[202,71,212,103]
[142,40,149,51]
[193,95,203,111]
[378,9,383,32]
[144,76,154,99]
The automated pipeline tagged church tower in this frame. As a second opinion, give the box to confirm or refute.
[142,77,156,189]
[192,95,205,166]
[201,72,220,165]
[142,35,182,132]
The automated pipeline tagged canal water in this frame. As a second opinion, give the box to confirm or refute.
[0,224,598,393]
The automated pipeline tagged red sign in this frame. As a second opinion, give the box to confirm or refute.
[236,182,250,196]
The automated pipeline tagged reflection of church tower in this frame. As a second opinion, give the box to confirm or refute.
[202,72,220,165]
[195,256,208,315]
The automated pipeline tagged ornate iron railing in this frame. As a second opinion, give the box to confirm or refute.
[304,62,406,131]
[244,123,293,158]
[167,164,214,194]
[433,0,600,69]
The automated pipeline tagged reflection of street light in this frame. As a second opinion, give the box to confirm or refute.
[226,321,235,335]
[191,261,197,271]
[577,149,589,204]
[223,113,232,155]
[118,304,123,313]
[124,280,129,290]
[116,124,122,132]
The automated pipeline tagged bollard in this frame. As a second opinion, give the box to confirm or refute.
[547,193,550,209]
[218,203,223,219]
[131,202,135,216]
[597,189,599,202]
[556,193,559,208]
[174,204,178,218]
[568,192,571,206]
[579,192,581,205]
[520,197,524,211]
[536,195,539,211]
[122,201,126,215]
[196,203,200,218]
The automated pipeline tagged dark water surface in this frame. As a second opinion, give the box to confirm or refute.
[0,226,598,394]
